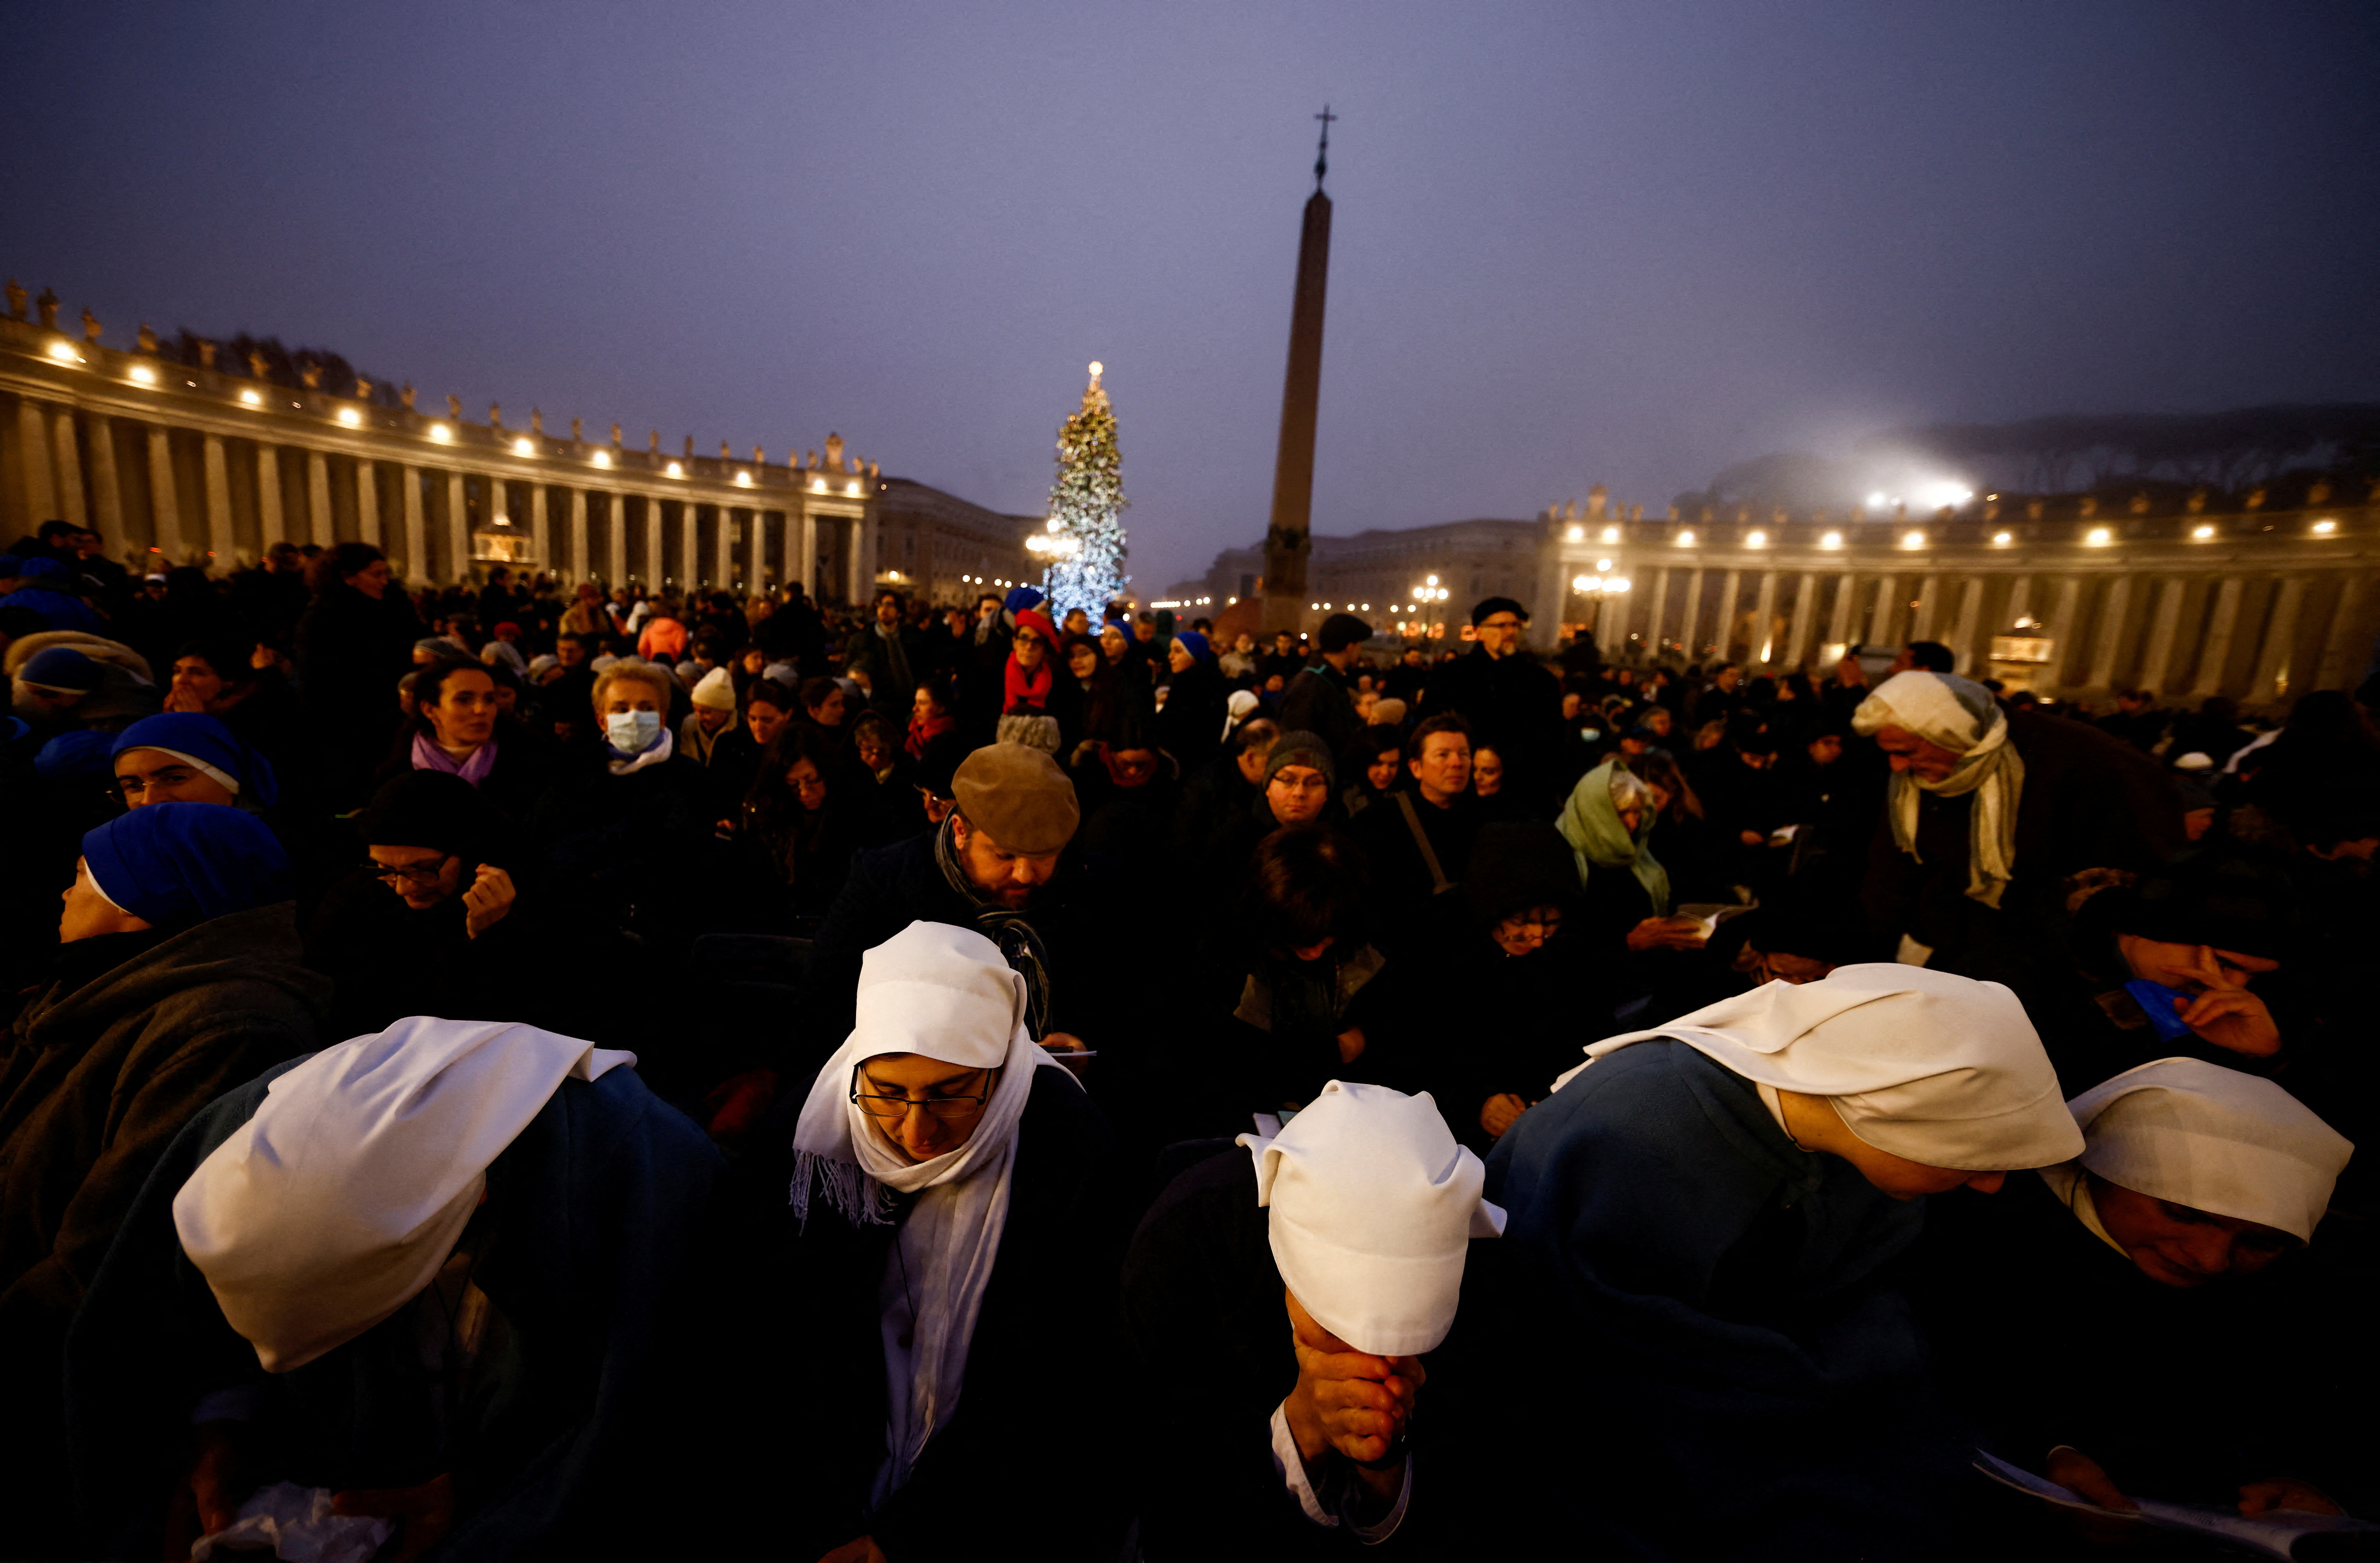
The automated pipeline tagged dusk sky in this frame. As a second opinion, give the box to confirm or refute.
[5,2,2375,591]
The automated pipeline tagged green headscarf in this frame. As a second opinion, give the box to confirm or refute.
[1555,759,1670,915]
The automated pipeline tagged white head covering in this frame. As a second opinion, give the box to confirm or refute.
[172,1017,636,1373]
[1850,671,2026,908]
[1560,964,2084,1171]
[2045,1057,2352,1245]
[788,920,1075,1499]
[1236,1081,1505,1358]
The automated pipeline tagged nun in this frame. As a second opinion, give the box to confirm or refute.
[1915,1057,2362,1522]
[66,1016,721,1562]
[746,920,1111,1562]
[1121,1081,1505,1559]
[1486,965,2086,1561]
[109,711,280,812]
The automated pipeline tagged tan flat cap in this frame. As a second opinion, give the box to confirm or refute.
[952,742,1080,854]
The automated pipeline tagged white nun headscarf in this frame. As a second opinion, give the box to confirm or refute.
[1851,671,2025,908]
[173,1017,636,1373]
[1556,963,2084,1171]
[1237,1081,1505,1359]
[2042,1057,2353,1248]
[789,919,1075,1501]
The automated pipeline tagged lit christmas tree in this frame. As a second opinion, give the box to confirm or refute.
[1039,360,1130,616]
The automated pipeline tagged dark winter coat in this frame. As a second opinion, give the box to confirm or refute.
[1416,646,1566,809]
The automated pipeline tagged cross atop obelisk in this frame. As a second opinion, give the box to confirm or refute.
[1261,111,1337,635]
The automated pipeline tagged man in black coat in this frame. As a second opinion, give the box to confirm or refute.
[841,588,930,722]
[1280,612,1370,759]
[1413,598,1564,811]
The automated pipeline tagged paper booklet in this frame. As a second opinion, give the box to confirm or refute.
[1674,901,1757,940]
[1973,1450,2380,1560]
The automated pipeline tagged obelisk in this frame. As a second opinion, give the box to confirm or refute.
[1261,108,1335,636]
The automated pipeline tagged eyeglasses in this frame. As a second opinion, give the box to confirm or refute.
[851,1064,996,1121]
[373,854,453,887]
[115,767,202,798]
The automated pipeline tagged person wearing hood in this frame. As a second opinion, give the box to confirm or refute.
[1487,966,2086,1560]
[305,770,589,1042]
[0,805,326,1550]
[1155,630,1228,776]
[66,1017,722,1563]
[1555,759,1708,1025]
[1914,1058,2361,1531]
[731,921,1111,1561]
[1851,669,2182,973]
[11,638,160,737]
[0,555,104,635]
[110,711,280,815]
[1122,1081,1506,1559]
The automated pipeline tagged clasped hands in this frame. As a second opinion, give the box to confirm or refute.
[1281,1290,1422,1503]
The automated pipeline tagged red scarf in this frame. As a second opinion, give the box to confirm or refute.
[1004,654,1053,712]
[906,708,956,759]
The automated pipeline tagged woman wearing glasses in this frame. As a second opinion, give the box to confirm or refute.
[732,920,1111,1563]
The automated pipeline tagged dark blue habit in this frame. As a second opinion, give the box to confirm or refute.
[1484,1037,1972,1562]
[65,1055,722,1561]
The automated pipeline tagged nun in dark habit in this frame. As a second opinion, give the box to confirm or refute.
[737,920,1112,1563]
[1915,1056,2364,1527]
[66,1017,722,1562]
[1486,965,2086,1562]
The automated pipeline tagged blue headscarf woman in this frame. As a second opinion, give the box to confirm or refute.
[109,713,280,813]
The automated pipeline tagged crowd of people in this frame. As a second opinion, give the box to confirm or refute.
[3,519,2376,1561]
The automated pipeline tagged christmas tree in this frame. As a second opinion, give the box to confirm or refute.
[1039,360,1129,616]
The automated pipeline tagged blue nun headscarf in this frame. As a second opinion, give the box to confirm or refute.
[81,803,292,925]
[111,713,281,810]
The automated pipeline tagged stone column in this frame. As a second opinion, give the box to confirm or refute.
[1911,574,1941,642]
[799,510,820,596]
[1949,576,1984,675]
[445,471,470,583]
[202,434,235,563]
[2191,577,2245,698]
[257,445,285,550]
[1782,572,1817,669]
[402,466,428,585]
[146,426,182,562]
[714,504,735,588]
[307,449,334,547]
[1865,572,1899,648]
[85,412,123,547]
[743,505,766,588]
[13,401,56,519]
[2086,574,2135,691]
[2137,577,2187,695]
[1714,569,1741,659]
[1600,571,1633,650]
[846,515,868,603]
[1824,572,1857,651]
[49,407,86,527]
[1750,569,1780,663]
[2004,575,2034,637]
[678,500,698,585]
[2046,576,2084,687]
[606,493,627,587]
[2315,575,2369,691]
[1678,568,1707,659]
[643,496,665,586]
[2250,576,2309,703]
[568,489,589,583]
[1640,566,1671,655]
[530,483,549,574]
[356,460,380,547]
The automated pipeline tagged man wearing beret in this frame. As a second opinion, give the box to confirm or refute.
[791,742,1124,1077]
[1415,597,1564,812]
[0,804,327,1546]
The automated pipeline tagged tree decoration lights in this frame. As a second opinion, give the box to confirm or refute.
[1040,360,1129,616]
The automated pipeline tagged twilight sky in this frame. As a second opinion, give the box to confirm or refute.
[4,2,2376,592]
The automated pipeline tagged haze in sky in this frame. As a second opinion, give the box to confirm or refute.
[3,1,2374,591]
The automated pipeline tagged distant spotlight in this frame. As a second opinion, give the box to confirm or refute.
[1601,527,1620,544]
[1902,531,1926,548]
[1866,491,1888,510]
[513,437,535,456]
[1677,531,1696,546]
[1820,531,1843,548]
[46,339,80,363]
[736,470,753,485]
[129,364,157,384]
[2313,519,2338,535]
[1746,531,1767,547]
[666,461,685,477]
[241,389,262,405]
[592,449,612,468]
[1993,531,2013,545]
[338,406,363,427]
[1565,525,1584,543]
[1595,558,1613,571]
[1609,578,1631,593]
[811,479,827,493]
[1425,574,1438,586]
[2084,527,2112,545]
[2191,524,2214,540]
[1572,575,1597,592]
[430,423,453,442]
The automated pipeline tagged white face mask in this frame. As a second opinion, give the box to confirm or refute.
[606,709,662,753]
